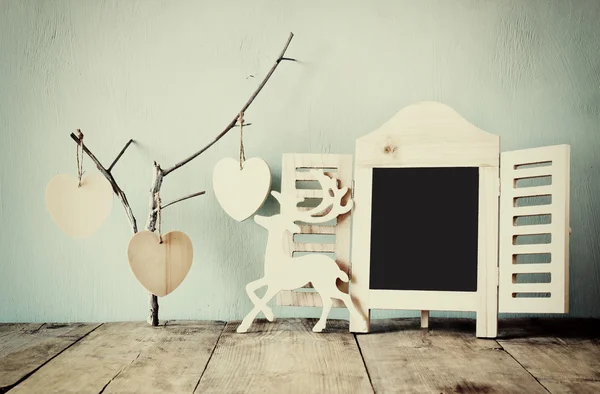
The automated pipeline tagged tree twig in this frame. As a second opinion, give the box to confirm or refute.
[108,139,135,172]
[143,31,296,326]
[70,132,138,233]
[161,32,296,177]
[145,162,164,326]
[160,191,206,211]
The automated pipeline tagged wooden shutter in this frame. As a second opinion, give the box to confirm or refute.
[498,145,570,313]
[276,153,354,308]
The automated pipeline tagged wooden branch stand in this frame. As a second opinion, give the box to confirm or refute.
[69,32,297,326]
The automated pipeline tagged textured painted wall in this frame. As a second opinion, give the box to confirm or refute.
[1,0,599,323]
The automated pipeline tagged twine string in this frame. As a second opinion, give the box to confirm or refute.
[76,132,84,187]
[238,111,246,170]
[155,192,163,244]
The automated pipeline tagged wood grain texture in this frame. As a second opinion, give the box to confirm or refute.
[0,323,99,393]
[498,145,571,314]
[127,231,194,297]
[476,166,499,338]
[103,321,225,394]
[8,321,224,394]
[498,318,600,394]
[357,318,548,394]
[197,319,373,393]
[354,101,500,169]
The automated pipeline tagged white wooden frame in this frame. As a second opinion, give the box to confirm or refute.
[349,102,500,338]
[498,145,571,314]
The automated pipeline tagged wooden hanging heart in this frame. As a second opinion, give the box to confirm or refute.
[212,157,272,222]
[127,231,193,297]
[45,173,114,239]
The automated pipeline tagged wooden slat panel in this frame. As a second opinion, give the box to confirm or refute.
[196,319,373,393]
[8,321,224,394]
[508,283,552,292]
[0,323,99,392]
[299,225,336,235]
[296,189,324,198]
[511,185,553,198]
[357,318,548,394]
[511,264,552,274]
[277,153,353,307]
[513,205,553,216]
[511,224,553,235]
[514,165,553,179]
[499,145,570,314]
[293,243,335,253]
[295,170,338,181]
[511,244,553,255]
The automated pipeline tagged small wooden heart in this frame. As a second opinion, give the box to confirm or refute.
[45,174,113,239]
[212,157,272,222]
[127,231,193,297]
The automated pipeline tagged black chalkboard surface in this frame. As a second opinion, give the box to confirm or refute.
[369,167,479,292]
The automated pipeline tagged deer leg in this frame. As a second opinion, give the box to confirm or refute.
[237,286,280,333]
[313,297,333,332]
[244,277,274,320]
[334,290,368,331]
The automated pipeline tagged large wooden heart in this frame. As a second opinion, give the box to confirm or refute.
[127,231,193,297]
[212,157,271,222]
[45,174,113,239]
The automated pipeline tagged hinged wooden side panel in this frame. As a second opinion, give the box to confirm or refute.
[498,145,570,313]
[276,153,354,308]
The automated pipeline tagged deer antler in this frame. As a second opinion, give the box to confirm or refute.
[294,170,353,224]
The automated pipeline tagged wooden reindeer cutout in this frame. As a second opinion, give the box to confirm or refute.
[237,170,367,333]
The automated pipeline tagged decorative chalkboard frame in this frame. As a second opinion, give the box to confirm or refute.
[276,102,570,338]
[349,102,501,337]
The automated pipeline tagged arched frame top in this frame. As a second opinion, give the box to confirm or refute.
[355,101,500,168]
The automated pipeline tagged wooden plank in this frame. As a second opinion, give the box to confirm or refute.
[349,166,372,333]
[0,323,99,393]
[476,166,499,338]
[9,321,224,394]
[357,318,548,394]
[498,318,600,394]
[196,319,373,393]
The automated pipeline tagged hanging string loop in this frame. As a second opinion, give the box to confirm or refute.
[155,192,163,244]
[238,111,246,170]
[76,129,85,187]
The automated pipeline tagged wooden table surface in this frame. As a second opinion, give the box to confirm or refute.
[1,318,599,393]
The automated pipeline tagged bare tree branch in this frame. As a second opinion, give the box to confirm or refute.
[108,139,135,172]
[70,132,138,233]
[160,191,206,211]
[161,32,296,177]
[143,31,296,326]
[145,162,164,326]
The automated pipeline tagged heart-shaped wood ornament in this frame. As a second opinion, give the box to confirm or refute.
[127,231,193,297]
[45,173,114,239]
[212,157,272,222]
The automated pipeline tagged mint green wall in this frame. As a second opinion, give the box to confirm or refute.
[1,0,599,323]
